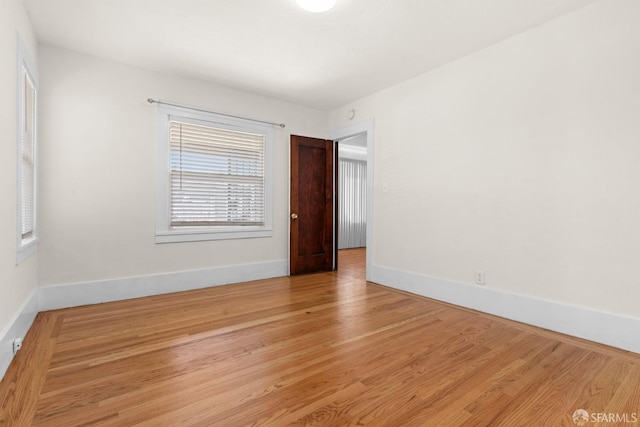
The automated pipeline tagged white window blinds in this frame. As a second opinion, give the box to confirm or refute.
[21,69,36,239]
[169,120,266,227]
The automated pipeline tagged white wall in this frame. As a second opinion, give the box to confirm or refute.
[330,0,640,321]
[0,0,39,375]
[38,45,328,287]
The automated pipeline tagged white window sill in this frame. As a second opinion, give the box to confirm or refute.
[155,227,273,244]
[17,237,38,265]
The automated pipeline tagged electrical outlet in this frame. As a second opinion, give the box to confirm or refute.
[475,270,485,285]
[12,338,23,354]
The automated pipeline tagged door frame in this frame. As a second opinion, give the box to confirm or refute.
[329,119,374,281]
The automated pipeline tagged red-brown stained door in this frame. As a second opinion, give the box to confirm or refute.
[290,135,335,275]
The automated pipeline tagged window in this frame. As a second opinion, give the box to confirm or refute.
[155,104,273,243]
[16,35,38,264]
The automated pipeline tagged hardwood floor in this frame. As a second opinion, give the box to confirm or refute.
[1,248,639,426]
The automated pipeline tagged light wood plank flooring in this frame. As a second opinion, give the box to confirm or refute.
[1,248,639,426]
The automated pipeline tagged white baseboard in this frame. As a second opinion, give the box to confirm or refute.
[39,260,288,311]
[3,260,638,382]
[0,260,287,381]
[371,265,640,354]
[0,289,38,380]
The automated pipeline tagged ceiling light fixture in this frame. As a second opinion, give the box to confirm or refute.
[296,0,337,13]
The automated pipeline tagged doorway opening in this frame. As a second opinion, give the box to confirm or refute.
[330,119,374,281]
[336,133,367,274]
[289,120,373,279]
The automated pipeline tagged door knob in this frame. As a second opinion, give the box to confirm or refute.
[291,213,298,220]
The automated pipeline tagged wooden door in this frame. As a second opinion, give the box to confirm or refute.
[290,135,335,275]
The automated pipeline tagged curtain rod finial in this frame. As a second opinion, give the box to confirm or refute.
[147,98,156,104]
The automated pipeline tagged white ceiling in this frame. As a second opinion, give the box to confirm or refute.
[23,0,599,110]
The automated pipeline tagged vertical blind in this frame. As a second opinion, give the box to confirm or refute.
[169,120,266,227]
[21,69,36,239]
[338,159,367,249]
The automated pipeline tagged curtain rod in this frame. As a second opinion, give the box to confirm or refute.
[147,98,286,128]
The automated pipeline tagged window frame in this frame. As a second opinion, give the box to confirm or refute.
[16,34,38,264]
[155,103,273,243]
